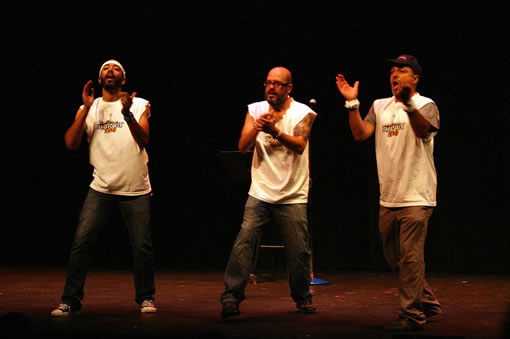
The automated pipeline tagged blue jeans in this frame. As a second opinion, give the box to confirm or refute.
[221,196,313,305]
[62,188,155,307]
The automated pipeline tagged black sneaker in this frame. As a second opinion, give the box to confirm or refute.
[424,307,442,318]
[296,300,317,314]
[384,316,423,332]
[50,304,80,317]
[221,302,240,318]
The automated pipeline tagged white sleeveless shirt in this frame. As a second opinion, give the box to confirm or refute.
[247,98,317,204]
[83,97,151,196]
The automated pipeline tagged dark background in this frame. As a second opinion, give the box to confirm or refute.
[1,2,508,275]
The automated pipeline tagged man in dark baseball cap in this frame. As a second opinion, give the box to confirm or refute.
[385,54,422,77]
[336,53,441,332]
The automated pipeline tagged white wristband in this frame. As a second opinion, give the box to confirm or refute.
[345,99,360,110]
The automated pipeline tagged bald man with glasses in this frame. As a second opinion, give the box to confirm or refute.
[220,67,318,318]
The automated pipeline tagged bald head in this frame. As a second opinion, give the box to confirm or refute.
[264,67,293,107]
[267,67,293,84]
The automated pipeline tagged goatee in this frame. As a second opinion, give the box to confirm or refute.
[266,94,285,107]
[100,78,123,91]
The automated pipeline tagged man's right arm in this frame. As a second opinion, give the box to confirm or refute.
[65,80,94,150]
[64,106,89,150]
[347,107,375,142]
[238,112,259,152]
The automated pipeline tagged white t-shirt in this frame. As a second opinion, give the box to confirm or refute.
[247,98,317,204]
[365,93,440,207]
[83,97,151,196]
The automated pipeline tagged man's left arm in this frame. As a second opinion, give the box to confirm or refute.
[405,102,439,139]
[129,105,150,147]
[399,88,438,139]
[262,113,316,154]
[122,93,150,147]
[406,110,431,139]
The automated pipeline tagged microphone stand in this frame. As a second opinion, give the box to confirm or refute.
[308,99,329,286]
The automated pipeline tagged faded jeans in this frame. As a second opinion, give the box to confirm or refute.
[61,188,155,307]
[221,196,313,305]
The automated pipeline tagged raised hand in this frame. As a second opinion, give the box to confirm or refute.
[335,74,359,101]
[82,80,95,107]
[121,91,137,116]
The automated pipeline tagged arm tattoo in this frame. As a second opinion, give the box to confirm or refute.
[294,113,314,138]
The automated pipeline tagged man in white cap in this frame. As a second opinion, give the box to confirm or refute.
[336,55,442,331]
[51,59,157,316]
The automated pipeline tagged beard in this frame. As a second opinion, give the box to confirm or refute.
[100,77,123,91]
[265,91,286,106]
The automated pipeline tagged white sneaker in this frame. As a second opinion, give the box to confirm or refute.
[50,304,80,317]
[140,299,157,313]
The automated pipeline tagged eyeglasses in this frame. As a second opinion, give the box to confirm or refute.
[263,81,290,89]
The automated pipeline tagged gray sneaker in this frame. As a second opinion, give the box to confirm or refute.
[50,304,80,317]
[140,299,157,313]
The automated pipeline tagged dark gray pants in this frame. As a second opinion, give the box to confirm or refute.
[379,206,441,325]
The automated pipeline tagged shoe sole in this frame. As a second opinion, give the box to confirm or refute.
[141,308,158,313]
[221,312,240,319]
[50,311,80,317]
[297,304,318,314]
[221,303,240,319]
[221,308,241,319]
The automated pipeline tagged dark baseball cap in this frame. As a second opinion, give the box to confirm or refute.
[385,54,422,77]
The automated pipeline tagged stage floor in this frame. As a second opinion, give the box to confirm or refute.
[0,266,508,338]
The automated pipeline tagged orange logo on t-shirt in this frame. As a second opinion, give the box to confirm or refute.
[95,120,125,133]
[383,122,405,137]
